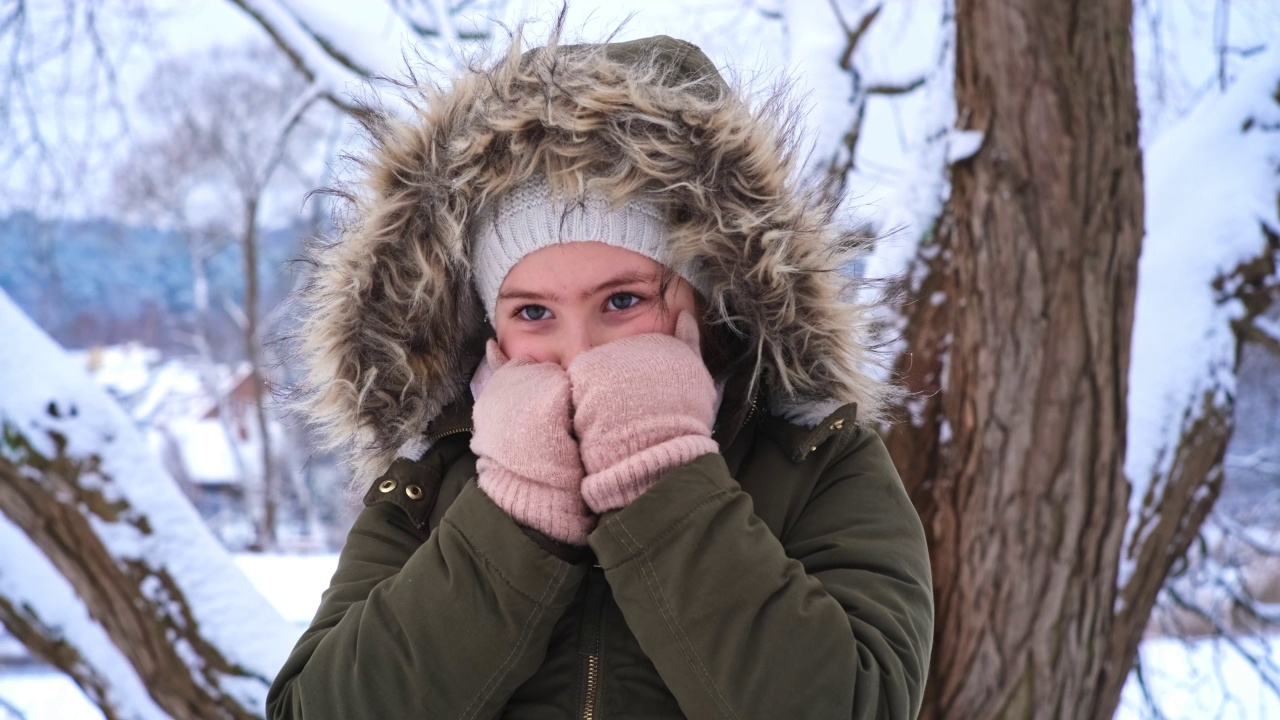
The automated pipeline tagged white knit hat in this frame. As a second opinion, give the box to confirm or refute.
[472,174,688,321]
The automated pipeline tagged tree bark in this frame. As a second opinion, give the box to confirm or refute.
[1,426,264,720]
[0,289,294,720]
[883,2,1144,718]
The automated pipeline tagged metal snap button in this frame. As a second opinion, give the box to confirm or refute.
[405,484,424,501]
[378,479,397,493]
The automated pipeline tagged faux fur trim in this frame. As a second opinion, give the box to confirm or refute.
[288,28,889,488]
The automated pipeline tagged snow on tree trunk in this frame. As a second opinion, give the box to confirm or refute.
[1103,47,1280,714]
[0,513,169,720]
[0,289,297,720]
[881,1,1145,718]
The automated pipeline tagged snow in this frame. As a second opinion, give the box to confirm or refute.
[233,553,339,626]
[1120,48,1280,585]
[0,515,169,720]
[69,345,162,400]
[1116,636,1280,720]
[164,419,242,484]
[233,0,377,99]
[0,672,106,720]
[1133,1,1280,145]
[945,129,983,163]
[275,0,433,77]
[1256,315,1280,345]
[0,290,297,714]
[0,551,338,720]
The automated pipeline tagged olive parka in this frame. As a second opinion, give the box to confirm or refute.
[267,33,933,720]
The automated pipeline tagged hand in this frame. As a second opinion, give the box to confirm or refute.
[568,311,720,513]
[471,340,595,545]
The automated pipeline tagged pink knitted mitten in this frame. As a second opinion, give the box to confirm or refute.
[471,340,595,545]
[568,312,720,513]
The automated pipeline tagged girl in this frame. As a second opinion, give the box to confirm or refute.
[269,29,933,720]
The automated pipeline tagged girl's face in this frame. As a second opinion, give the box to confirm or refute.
[494,241,698,368]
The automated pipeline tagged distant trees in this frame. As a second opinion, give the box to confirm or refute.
[112,43,335,550]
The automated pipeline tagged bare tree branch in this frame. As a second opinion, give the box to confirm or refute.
[828,1,882,71]
[224,0,368,116]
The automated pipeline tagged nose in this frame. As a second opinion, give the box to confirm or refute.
[558,322,601,368]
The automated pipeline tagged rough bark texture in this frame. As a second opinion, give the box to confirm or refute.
[883,1,1144,718]
[0,422,264,720]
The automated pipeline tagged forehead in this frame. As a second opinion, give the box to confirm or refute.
[501,241,664,292]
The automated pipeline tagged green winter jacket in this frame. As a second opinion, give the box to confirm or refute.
[268,32,933,719]
[268,375,931,719]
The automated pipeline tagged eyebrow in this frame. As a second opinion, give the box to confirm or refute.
[498,270,657,304]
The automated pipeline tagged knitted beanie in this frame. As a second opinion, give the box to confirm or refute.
[472,174,692,321]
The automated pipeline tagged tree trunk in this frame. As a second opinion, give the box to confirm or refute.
[0,289,294,720]
[0,447,258,720]
[242,195,278,550]
[883,2,1144,718]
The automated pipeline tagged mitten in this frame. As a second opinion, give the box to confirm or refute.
[568,312,720,513]
[471,340,595,545]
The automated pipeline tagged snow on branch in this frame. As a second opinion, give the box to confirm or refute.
[1119,48,1280,597]
[228,0,439,116]
[1250,312,1280,355]
[0,289,296,718]
[228,0,515,121]
[0,514,169,720]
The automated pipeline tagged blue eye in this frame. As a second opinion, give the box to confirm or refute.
[517,305,550,321]
[608,293,641,310]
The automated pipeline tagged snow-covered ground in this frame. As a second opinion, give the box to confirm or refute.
[0,549,1275,719]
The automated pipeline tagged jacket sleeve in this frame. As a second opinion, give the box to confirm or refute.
[266,480,589,720]
[587,426,934,719]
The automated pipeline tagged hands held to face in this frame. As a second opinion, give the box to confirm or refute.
[471,312,719,546]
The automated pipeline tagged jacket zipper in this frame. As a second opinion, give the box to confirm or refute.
[425,426,472,444]
[582,655,600,720]
[579,566,607,719]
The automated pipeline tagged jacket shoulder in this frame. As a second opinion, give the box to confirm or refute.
[362,433,476,529]
[755,401,862,463]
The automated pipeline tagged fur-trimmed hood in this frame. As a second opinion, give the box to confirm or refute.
[292,31,888,487]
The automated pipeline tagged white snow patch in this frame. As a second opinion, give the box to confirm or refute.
[1256,315,1280,344]
[938,417,952,444]
[164,419,242,485]
[946,129,984,163]
[67,345,161,400]
[1117,636,1280,720]
[0,671,107,720]
[234,553,339,627]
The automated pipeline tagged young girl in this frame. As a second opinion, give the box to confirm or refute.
[269,30,933,720]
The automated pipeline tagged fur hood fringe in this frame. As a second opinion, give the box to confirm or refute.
[288,28,889,488]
